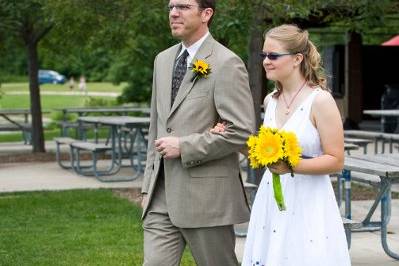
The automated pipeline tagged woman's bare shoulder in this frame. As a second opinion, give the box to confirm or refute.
[263,90,277,110]
[313,88,335,109]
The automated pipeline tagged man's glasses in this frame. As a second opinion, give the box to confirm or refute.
[167,4,199,12]
[260,51,298,61]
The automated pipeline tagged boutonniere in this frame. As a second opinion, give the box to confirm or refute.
[189,59,211,82]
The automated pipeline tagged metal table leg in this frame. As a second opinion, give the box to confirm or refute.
[343,169,352,219]
[380,180,399,259]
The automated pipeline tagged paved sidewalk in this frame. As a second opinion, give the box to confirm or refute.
[0,161,141,192]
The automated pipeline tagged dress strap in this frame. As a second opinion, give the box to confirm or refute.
[300,87,321,115]
[263,93,277,126]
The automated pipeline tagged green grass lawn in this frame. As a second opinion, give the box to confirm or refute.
[0,82,126,143]
[0,189,195,266]
[0,95,116,110]
[0,82,123,109]
[1,82,126,93]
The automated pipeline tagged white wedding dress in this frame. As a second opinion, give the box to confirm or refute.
[242,88,351,266]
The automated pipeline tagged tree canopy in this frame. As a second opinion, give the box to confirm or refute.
[0,0,398,152]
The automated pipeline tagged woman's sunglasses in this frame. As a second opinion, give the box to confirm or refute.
[260,51,299,61]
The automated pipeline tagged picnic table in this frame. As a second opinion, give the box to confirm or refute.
[344,143,359,154]
[71,116,150,182]
[363,109,399,117]
[342,153,399,259]
[55,106,150,137]
[363,109,399,133]
[0,108,49,144]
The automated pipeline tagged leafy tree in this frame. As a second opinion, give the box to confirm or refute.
[1,0,398,154]
[0,0,54,152]
[0,0,135,152]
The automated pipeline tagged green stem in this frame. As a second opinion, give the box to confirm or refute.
[272,173,286,211]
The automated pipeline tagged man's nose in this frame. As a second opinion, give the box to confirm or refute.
[169,7,180,16]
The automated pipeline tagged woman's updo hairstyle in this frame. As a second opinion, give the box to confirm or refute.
[265,24,328,92]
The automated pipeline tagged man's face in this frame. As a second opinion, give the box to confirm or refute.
[168,0,204,43]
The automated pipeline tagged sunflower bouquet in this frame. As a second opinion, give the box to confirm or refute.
[247,126,302,211]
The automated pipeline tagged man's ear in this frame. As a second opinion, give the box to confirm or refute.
[202,8,213,23]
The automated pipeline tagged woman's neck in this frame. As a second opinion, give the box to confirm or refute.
[280,74,306,95]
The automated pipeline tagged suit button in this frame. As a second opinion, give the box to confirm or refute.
[167,128,172,133]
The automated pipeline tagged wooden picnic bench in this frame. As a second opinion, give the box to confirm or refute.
[344,137,373,154]
[341,154,399,259]
[0,108,41,144]
[55,106,150,138]
[63,116,150,182]
[344,130,395,154]
[363,109,399,133]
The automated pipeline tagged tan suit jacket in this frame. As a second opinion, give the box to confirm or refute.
[142,34,255,228]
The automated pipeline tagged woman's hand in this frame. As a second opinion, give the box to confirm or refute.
[209,122,226,134]
[209,122,250,155]
[141,194,148,209]
[268,161,291,175]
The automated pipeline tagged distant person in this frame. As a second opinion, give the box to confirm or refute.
[78,75,87,95]
[68,76,75,90]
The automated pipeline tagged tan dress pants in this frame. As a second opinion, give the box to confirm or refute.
[143,170,238,266]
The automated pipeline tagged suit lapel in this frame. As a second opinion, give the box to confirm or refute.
[168,35,215,118]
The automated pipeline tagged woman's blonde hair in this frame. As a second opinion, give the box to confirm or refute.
[264,24,328,93]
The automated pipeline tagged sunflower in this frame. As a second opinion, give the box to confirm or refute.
[254,129,284,166]
[192,59,210,76]
[281,131,302,167]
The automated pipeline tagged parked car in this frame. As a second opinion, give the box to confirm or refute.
[38,70,66,84]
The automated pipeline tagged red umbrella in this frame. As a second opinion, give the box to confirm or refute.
[382,35,399,46]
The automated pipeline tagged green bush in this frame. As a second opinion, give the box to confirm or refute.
[84,97,117,107]
[46,111,78,130]
[0,73,28,83]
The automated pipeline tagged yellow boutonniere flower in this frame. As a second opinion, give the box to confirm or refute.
[190,59,211,82]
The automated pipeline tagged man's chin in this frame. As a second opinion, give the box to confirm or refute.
[171,30,183,39]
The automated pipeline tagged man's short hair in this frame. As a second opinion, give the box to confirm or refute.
[196,0,215,26]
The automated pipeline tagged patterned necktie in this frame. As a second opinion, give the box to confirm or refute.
[171,49,189,106]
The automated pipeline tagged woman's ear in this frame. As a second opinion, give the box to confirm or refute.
[294,53,304,67]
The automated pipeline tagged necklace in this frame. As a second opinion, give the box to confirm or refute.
[281,81,307,115]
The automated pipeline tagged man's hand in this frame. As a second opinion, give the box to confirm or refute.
[155,137,181,159]
[141,194,148,209]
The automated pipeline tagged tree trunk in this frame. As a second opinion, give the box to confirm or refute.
[26,42,45,152]
[248,29,264,129]
[246,20,265,185]
[344,31,363,129]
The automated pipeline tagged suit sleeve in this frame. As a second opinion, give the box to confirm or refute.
[179,55,256,167]
[141,56,158,193]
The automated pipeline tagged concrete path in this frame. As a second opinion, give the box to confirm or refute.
[0,161,141,192]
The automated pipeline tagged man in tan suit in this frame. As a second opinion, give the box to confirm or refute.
[141,1,255,265]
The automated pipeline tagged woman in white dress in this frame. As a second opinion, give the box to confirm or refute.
[212,24,351,266]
